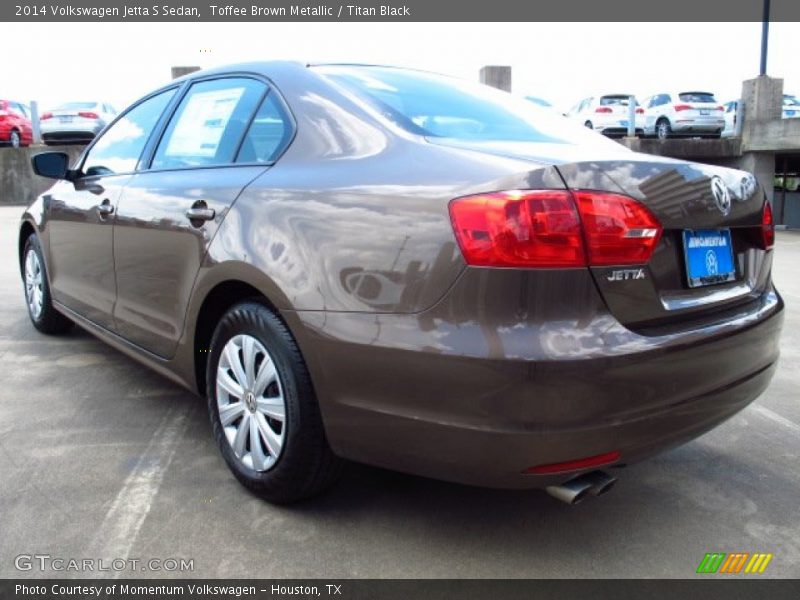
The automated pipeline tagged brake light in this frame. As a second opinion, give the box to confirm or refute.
[761,201,774,249]
[40,112,53,120]
[595,107,613,113]
[448,190,662,268]
[574,191,662,265]
[524,451,621,475]
[78,111,99,119]
[717,105,725,111]
[673,104,692,111]
[448,190,585,267]
[635,107,644,114]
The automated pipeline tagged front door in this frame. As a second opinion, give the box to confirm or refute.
[45,88,177,329]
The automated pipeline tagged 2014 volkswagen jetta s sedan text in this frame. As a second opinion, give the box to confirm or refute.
[19,63,783,504]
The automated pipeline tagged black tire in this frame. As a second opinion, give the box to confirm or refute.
[584,121,593,129]
[10,130,21,148]
[206,301,343,503]
[22,234,73,334]
[656,118,672,140]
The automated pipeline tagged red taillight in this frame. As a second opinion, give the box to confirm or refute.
[717,105,725,111]
[574,191,662,265]
[449,190,662,268]
[78,111,99,119]
[595,107,613,113]
[448,190,585,268]
[524,451,621,475]
[673,104,692,111]
[40,112,53,120]
[761,201,774,249]
[635,107,644,114]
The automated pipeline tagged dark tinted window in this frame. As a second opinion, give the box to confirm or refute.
[317,66,616,146]
[152,78,265,169]
[83,88,176,177]
[600,95,633,106]
[679,92,716,103]
[236,92,292,164]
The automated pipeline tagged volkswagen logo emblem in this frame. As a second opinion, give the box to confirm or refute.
[710,176,731,216]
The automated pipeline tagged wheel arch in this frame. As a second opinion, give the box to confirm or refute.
[187,264,296,397]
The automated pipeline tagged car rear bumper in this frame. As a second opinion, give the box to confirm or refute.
[672,119,725,133]
[287,270,783,489]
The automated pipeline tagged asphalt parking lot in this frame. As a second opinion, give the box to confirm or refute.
[0,205,798,579]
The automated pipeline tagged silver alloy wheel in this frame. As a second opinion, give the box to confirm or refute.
[10,131,20,147]
[657,120,669,139]
[216,334,286,471]
[24,248,44,320]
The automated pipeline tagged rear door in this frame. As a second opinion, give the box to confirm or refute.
[45,88,177,329]
[112,76,293,358]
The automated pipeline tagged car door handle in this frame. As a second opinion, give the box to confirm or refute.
[97,199,114,217]
[185,206,215,221]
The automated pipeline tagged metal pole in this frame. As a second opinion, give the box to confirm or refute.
[30,100,41,145]
[627,96,636,138]
[760,0,770,76]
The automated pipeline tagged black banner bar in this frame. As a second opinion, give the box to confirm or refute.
[3,580,800,600]
[3,0,800,22]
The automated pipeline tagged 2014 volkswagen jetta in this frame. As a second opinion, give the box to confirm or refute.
[19,63,783,504]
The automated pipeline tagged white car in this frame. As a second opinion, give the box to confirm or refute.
[641,91,724,139]
[721,94,799,137]
[566,94,644,137]
[40,101,117,145]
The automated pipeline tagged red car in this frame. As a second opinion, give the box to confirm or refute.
[0,100,34,147]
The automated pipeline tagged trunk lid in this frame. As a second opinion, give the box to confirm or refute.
[557,156,770,331]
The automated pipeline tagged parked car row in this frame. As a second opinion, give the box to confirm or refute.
[566,90,727,139]
[0,99,117,147]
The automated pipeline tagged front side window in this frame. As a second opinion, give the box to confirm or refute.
[152,78,266,170]
[82,88,176,177]
[316,66,619,147]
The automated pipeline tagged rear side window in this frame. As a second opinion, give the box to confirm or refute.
[236,92,293,164]
[679,92,716,103]
[317,66,618,146]
[152,77,266,169]
[83,88,176,177]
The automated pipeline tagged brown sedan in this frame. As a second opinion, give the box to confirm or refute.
[19,63,783,504]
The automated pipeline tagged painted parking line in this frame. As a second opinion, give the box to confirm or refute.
[87,407,189,576]
[752,404,800,434]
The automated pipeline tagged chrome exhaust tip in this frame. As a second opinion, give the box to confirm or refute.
[582,470,618,496]
[545,470,617,505]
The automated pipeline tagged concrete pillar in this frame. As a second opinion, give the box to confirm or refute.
[740,76,783,205]
[29,100,42,145]
[171,66,200,79]
[480,66,511,92]
[739,152,776,204]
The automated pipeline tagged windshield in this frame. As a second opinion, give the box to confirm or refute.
[315,65,619,147]
[600,95,636,106]
[679,92,716,103]
[56,102,98,110]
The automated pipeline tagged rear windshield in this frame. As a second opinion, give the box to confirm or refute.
[56,102,98,110]
[678,92,716,103]
[315,65,617,146]
[600,95,634,106]
[783,95,800,107]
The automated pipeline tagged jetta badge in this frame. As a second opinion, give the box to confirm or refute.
[710,176,732,216]
[607,268,646,282]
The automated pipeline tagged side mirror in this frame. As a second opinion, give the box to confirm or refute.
[31,152,71,180]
